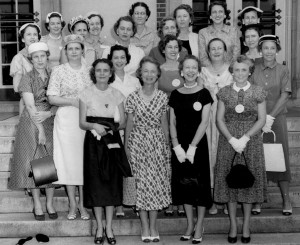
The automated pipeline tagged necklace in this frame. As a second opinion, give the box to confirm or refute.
[49,33,61,40]
[140,88,157,103]
[184,82,197,89]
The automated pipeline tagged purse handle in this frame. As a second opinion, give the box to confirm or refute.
[230,152,249,168]
[261,130,276,143]
[32,144,50,159]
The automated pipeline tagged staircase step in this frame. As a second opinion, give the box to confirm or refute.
[0,208,300,238]
[287,117,300,131]
[0,172,10,191]
[0,137,14,154]
[2,233,300,245]
[0,154,12,171]
[0,102,18,113]
[264,186,300,208]
[288,132,300,148]
[0,123,17,137]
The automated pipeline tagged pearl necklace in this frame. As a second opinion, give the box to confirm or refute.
[49,33,61,40]
[183,82,197,89]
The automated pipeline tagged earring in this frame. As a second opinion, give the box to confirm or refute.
[197,73,200,77]
[276,53,278,56]
[181,72,184,77]
[259,52,262,56]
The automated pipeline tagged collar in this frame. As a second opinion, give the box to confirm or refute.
[134,25,152,38]
[261,61,277,70]
[32,68,49,80]
[233,81,250,92]
[20,48,29,57]
[207,24,230,34]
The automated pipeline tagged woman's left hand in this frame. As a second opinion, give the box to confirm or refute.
[32,111,51,123]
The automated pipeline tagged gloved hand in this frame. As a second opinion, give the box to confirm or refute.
[91,129,101,140]
[228,137,243,154]
[238,135,250,152]
[186,145,197,164]
[262,115,275,133]
[173,144,186,163]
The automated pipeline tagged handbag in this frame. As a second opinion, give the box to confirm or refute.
[30,145,58,186]
[226,152,255,189]
[262,130,286,172]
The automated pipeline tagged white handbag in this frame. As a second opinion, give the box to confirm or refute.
[262,130,286,172]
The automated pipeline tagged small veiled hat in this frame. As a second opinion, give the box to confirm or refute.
[28,42,49,55]
[238,6,263,19]
[19,23,41,35]
[258,34,280,46]
[64,34,85,47]
[46,12,63,23]
[68,15,89,32]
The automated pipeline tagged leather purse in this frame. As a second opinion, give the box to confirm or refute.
[30,145,58,186]
[226,152,255,189]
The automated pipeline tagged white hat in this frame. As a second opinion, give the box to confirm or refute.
[238,6,263,18]
[28,42,49,55]
[258,35,280,46]
[19,23,41,35]
[46,12,63,23]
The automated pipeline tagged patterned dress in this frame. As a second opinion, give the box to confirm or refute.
[199,66,233,186]
[9,69,56,189]
[47,63,92,185]
[214,84,267,203]
[169,88,213,208]
[125,89,171,210]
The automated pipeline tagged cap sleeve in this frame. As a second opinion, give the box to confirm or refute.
[18,72,33,94]
[125,92,136,114]
[160,91,169,114]
[280,65,292,93]
[78,87,89,105]
[200,88,214,106]
[216,86,227,102]
[168,90,177,108]
[47,66,62,96]
[113,87,126,105]
[10,54,24,77]
[254,86,267,103]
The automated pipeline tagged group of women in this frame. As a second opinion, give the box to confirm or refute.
[8,1,292,244]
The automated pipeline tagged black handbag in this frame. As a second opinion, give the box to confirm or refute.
[226,152,255,189]
[30,145,58,186]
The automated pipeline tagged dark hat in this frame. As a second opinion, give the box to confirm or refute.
[258,34,280,46]
[238,6,263,19]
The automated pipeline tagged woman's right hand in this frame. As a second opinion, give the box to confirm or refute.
[93,124,108,136]
[38,129,46,145]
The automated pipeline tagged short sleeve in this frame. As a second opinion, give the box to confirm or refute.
[160,91,169,114]
[217,86,228,102]
[255,86,267,103]
[113,88,126,105]
[168,90,177,108]
[200,88,214,106]
[18,73,33,94]
[125,92,136,114]
[280,66,292,93]
[47,66,61,96]
[78,87,89,104]
[10,54,24,77]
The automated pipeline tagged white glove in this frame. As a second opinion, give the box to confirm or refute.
[228,137,243,154]
[238,135,250,152]
[173,144,186,163]
[262,115,275,133]
[91,129,101,140]
[186,145,197,164]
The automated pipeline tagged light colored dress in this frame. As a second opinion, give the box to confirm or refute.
[199,66,233,186]
[10,48,33,77]
[125,89,171,210]
[47,63,92,185]
[41,34,63,70]
[198,25,240,67]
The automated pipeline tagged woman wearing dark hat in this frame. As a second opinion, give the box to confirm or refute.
[47,34,92,221]
[9,42,58,221]
[250,35,293,216]
[198,1,240,67]
[129,2,160,55]
[41,12,65,70]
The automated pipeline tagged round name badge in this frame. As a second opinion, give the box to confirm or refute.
[235,104,245,113]
[193,102,202,111]
[172,79,181,87]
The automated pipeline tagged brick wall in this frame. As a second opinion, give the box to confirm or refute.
[156,0,166,29]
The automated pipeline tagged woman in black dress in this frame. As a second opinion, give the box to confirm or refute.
[169,55,213,244]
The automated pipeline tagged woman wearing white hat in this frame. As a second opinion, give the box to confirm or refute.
[9,42,58,221]
[47,34,92,220]
[41,12,65,70]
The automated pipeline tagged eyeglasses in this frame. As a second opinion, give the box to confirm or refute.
[134,12,146,16]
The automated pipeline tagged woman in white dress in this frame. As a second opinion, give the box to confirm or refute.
[47,34,92,220]
[199,38,233,215]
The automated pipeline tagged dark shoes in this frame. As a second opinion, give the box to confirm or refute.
[33,209,45,221]
[241,236,251,244]
[227,236,237,243]
[105,229,116,245]
[94,229,105,244]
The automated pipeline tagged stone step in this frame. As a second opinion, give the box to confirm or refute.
[0,208,300,238]
[287,117,300,131]
[0,172,10,191]
[288,132,300,148]
[0,154,12,171]
[2,233,300,245]
[0,122,17,137]
[0,137,15,154]
[0,102,18,113]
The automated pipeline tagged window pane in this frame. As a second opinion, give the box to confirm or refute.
[2,44,18,64]
[1,27,18,42]
[193,0,210,32]
[242,1,258,8]
[2,66,13,85]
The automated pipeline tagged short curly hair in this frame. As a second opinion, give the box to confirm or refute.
[158,35,182,57]
[69,20,90,33]
[208,1,230,24]
[44,12,66,32]
[113,16,137,37]
[90,59,115,84]
[136,56,161,86]
[207,37,227,52]
[229,55,255,75]
[157,17,179,39]
[178,55,201,75]
[19,24,41,41]
[87,13,104,29]
[129,2,151,21]
[107,44,131,65]
[173,4,194,25]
